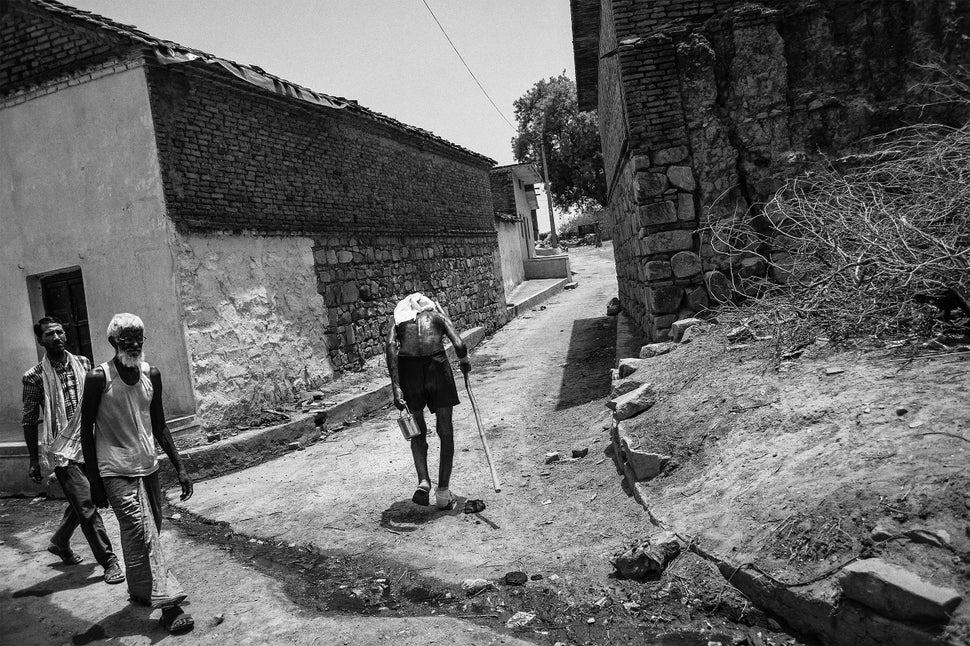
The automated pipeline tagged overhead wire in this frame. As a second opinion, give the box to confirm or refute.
[420,0,518,132]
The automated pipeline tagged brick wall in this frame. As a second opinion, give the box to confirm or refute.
[593,0,970,340]
[0,1,130,95]
[490,169,516,215]
[146,63,505,369]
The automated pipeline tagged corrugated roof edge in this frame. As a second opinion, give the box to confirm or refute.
[28,0,496,166]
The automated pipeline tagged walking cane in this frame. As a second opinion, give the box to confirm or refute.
[463,372,501,492]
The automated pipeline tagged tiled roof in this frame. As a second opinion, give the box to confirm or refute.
[28,0,495,165]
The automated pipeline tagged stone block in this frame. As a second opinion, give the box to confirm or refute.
[839,558,963,623]
[671,317,704,342]
[670,251,701,278]
[686,286,709,311]
[676,193,695,221]
[651,145,689,166]
[617,357,645,378]
[340,282,359,303]
[648,286,683,315]
[337,250,354,263]
[636,173,668,200]
[646,261,672,281]
[632,154,652,171]
[738,255,766,278]
[638,201,677,226]
[642,230,693,255]
[704,270,732,303]
[613,532,681,580]
[609,383,657,420]
[639,342,676,358]
[611,373,647,398]
[620,437,669,480]
[666,166,695,191]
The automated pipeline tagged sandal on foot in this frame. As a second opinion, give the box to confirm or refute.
[160,606,194,634]
[434,487,457,510]
[411,486,430,506]
[47,544,83,565]
[103,561,125,585]
[463,499,486,514]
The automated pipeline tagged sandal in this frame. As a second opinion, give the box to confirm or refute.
[434,487,457,510]
[47,543,83,565]
[103,561,125,585]
[411,486,430,506]
[159,606,194,634]
[463,499,486,514]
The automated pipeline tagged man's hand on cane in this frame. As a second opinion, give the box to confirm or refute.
[459,357,471,374]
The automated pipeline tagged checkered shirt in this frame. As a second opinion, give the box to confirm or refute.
[21,354,93,429]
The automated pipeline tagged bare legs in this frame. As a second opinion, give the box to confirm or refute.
[410,407,455,490]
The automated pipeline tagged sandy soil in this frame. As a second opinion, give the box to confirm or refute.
[616,319,970,642]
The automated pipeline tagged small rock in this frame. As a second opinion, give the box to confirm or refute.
[606,297,621,316]
[896,407,908,416]
[905,528,951,548]
[545,452,561,464]
[210,613,225,627]
[287,441,303,451]
[839,558,963,623]
[563,282,579,290]
[613,532,681,580]
[572,448,589,459]
[461,578,492,595]
[586,617,596,625]
[617,358,645,378]
[608,383,657,420]
[639,342,676,359]
[825,366,845,375]
[610,373,649,399]
[726,326,753,342]
[170,513,182,521]
[505,610,536,629]
[206,431,222,443]
[503,571,528,586]
[870,525,895,542]
[530,573,543,580]
[671,318,703,342]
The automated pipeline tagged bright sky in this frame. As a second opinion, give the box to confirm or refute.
[64,0,576,167]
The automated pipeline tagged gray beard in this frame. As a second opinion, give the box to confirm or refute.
[117,351,144,369]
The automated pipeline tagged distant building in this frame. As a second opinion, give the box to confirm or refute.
[490,163,570,308]
[1,0,507,432]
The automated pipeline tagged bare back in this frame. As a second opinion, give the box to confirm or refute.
[396,311,447,357]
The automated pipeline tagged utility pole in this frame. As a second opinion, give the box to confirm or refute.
[540,137,559,248]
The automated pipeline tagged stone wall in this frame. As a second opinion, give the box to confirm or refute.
[311,233,505,369]
[146,62,504,369]
[174,232,334,424]
[588,0,970,340]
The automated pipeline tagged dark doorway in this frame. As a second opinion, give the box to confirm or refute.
[40,270,93,362]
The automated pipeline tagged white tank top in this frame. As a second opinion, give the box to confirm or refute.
[95,361,158,477]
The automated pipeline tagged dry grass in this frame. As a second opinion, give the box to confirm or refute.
[706,123,970,352]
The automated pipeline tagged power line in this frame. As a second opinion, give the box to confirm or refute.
[421,0,518,133]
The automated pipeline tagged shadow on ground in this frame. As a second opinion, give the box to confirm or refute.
[555,316,617,410]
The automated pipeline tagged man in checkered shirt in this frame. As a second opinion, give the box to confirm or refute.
[22,316,123,584]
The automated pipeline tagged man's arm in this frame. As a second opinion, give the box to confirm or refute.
[21,372,43,482]
[385,318,405,410]
[438,313,471,374]
[79,368,107,506]
[149,368,193,501]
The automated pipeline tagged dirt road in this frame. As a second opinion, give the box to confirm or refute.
[1,244,788,645]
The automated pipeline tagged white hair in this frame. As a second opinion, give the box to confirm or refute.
[106,313,144,339]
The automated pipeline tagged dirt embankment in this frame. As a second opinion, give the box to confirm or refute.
[611,321,970,644]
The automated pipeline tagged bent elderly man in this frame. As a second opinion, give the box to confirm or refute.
[22,316,123,584]
[79,313,194,634]
[385,293,471,509]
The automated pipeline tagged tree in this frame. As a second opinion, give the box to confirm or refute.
[511,74,607,213]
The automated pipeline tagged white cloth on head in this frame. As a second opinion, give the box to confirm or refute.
[393,293,443,326]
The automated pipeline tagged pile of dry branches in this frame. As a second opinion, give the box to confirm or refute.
[708,124,970,349]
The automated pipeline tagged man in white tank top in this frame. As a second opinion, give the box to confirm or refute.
[79,313,195,635]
